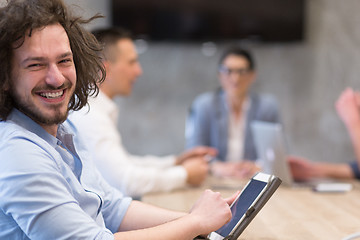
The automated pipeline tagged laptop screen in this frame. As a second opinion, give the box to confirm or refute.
[251,121,294,186]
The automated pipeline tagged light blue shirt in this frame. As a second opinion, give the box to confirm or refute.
[0,109,132,239]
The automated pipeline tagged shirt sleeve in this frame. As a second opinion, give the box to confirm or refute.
[92,128,187,197]
[0,135,115,240]
[129,154,176,168]
[92,165,132,233]
[349,161,360,179]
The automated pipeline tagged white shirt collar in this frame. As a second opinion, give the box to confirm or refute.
[89,90,119,124]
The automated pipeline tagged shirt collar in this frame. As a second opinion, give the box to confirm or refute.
[221,91,252,114]
[7,108,73,148]
[89,90,119,123]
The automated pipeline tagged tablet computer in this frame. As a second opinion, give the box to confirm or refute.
[206,172,282,240]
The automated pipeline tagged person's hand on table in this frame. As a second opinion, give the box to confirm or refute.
[210,160,260,179]
[176,146,217,165]
[183,158,209,186]
[287,155,322,181]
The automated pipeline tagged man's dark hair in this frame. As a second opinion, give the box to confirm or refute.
[219,47,255,70]
[0,0,106,120]
[91,27,133,61]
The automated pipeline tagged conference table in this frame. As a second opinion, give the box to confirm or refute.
[142,176,360,240]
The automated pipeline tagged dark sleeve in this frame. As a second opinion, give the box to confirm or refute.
[349,161,360,179]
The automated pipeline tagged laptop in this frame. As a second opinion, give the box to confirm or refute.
[250,121,294,186]
[250,121,352,191]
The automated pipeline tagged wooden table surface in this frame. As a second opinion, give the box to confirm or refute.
[142,177,360,240]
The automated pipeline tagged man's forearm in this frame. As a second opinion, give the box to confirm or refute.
[118,201,187,232]
[115,213,202,240]
[116,189,233,240]
[314,162,354,179]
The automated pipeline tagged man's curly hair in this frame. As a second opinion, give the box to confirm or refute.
[0,0,106,120]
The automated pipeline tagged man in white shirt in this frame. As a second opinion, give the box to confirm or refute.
[69,27,216,197]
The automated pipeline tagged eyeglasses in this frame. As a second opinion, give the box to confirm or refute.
[219,66,251,76]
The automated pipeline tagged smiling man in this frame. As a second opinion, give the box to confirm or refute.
[10,24,76,135]
[0,0,235,239]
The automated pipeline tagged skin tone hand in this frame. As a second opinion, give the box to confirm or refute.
[335,88,360,128]
[236,161,261,178]
[183,158,209,186]
[210,161,260,179]
[175,146,218,165]
[286,88,360,181]
[287,155,321,181]
[189,189,239,236]
[177,146,217,186]
[335,88,360,171]
[287,155,354,180]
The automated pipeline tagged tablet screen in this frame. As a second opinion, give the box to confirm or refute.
[215,179,267,236]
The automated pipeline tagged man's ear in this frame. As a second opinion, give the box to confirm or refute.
[248,71,256,84]
[103,60,111,71]
[103,60,112,76]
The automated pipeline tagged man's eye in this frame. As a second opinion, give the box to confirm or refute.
[59,58,73,64]
[28,63,42,68]
[27,63,44,69]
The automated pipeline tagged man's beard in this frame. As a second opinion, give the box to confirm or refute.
[17,101,69,125]
[11,83,73,126]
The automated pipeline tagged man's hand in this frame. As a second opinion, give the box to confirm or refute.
[236,161,261,178]
[176,146,217,165]
[287,155,321,181]
[189,189,233,235]
[287,155,356,180]
[335,88,360,129]
[183,158,209,186]
[210,161,260,179]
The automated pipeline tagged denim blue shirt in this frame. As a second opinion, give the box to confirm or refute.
[0,109,132,239]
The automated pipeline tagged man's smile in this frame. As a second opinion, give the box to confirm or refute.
[36,88,67,103]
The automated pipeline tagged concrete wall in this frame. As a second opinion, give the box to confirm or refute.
[65,0,111,29]
[115,0,360,165]
[0,0,110,28]
[3,0,359,164]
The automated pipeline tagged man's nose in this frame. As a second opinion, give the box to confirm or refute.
[228,73,241,84]
[45,64,66,87]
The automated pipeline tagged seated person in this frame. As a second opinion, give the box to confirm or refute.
[288,88,360,180]
[186,47,280,178]
[69,27,216,198]
[0,1,236,239]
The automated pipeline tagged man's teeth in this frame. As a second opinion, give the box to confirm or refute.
[39,90,64,99]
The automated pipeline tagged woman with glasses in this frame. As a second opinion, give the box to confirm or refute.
[186,47,280,179]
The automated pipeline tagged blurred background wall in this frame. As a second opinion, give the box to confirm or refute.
[54,1,360,163]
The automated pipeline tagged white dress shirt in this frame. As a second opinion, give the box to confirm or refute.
[226,98,250,162]
[69,91,187,197]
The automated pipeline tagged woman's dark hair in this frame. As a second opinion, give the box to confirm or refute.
[218,47,255,70]
[0,0,105,120]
